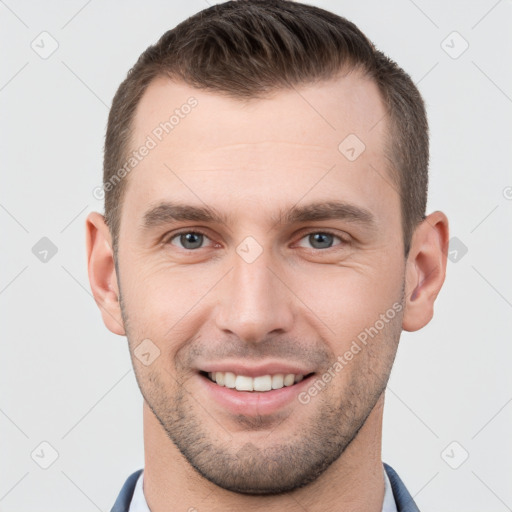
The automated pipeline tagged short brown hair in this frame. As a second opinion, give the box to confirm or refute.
[103,0,428,258]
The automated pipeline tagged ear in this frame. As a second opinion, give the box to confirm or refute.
[85,212,125,336]
[402,211,449,332]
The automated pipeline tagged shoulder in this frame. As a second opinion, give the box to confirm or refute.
[110,469,144,512]
[383,463,421,512]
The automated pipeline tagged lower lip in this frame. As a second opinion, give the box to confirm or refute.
[198,373,314,417]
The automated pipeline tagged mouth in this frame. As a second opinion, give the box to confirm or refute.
[196,363,318,416]
[199,370,316,392]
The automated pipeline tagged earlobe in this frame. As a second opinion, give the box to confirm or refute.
[402,211,449,332]
[85,212,126,336]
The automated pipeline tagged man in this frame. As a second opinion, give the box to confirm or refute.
[86,1,449,510]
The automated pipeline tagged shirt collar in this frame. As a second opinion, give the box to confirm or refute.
[129,466,398,512]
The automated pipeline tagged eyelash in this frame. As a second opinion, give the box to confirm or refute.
[163,228,349,251]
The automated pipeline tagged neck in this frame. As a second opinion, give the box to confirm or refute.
[143,393,386,512]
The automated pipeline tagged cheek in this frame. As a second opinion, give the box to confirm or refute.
[292,256,404,342]
[121,257,222,343]
[120,239,404,354]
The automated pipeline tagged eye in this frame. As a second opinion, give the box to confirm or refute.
[163,229,348,252]
[296,231,346,250]
[166,230,213,250]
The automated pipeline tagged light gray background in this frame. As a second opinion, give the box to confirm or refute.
[1,0,511,510]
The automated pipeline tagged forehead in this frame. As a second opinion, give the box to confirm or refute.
[130,71,387,160]
[121,72,395,230]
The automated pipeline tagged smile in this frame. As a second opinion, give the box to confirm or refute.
[202,371,314,392]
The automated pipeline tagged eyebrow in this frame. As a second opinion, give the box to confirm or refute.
[140,200,377,233]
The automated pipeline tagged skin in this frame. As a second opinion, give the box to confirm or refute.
[86,71,449,512]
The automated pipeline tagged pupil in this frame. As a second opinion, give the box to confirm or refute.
[310,233,332,249]
[181,233,202,249]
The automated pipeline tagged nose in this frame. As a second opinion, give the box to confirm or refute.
[214,247,295,343]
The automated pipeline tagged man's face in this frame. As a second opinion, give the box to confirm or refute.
[115,73,406,494]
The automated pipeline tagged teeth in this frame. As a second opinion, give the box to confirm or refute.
[253,375,272,391]
[224,371,236,388]
[271,374,284,388]
[206,371,308,391]
[283,374,295,386]
[235,375,253,391]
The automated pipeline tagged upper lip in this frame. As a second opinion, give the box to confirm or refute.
[198,361,315,378]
